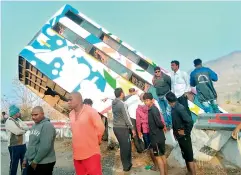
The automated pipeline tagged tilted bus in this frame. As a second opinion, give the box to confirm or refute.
[18,4,226,119]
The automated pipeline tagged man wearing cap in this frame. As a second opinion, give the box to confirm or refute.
[190,58,220,113]
[5,105,29,175]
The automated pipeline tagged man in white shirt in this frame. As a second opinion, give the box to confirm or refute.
[122,88,145,153]
[5,105,29,175]
[171,60,192,116]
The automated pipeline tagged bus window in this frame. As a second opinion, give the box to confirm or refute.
[81,20,103,37]
[65,10,83,25]
[138,59,149,70]
[53,23,66,36]
[89,47,110,66]
[146,64,155,75]
[130,74,148,91]
[89,47,132,79]
[107,58,132,79]
[101,34,121,51]
[127,51,141,64]
[118,45,131,57]
[76,37,93,52]
[65,10,103,38]
[53,23,78,43]
[62,27,79,43]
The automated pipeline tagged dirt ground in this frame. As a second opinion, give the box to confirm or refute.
[1,139,240,175]
[113,142,241,175]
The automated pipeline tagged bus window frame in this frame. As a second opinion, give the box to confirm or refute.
[52,22,151,91]
[64,10,155,75]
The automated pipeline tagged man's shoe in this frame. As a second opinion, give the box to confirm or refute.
[123,164,132,172]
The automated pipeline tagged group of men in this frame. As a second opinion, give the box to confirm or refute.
[103,58,221,175]
[5,105,56,175]
[3,57,239,175]
[106,88,195,175]
[153,58,220,129]
[5,92,105,175]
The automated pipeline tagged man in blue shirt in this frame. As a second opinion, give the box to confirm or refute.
[190,59,220,113]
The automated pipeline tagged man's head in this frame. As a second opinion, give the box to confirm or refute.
[114,88,125,100]
[31,106,45,123]
[194,58,202,68]
[129,88,136,95]
[2,112,6,117]
[142,93,154,107]
[68,92,83,110]
[83,98,93,107]
[9,105,21,119]
[165,92,178,107]
[171,60,180,72]
[154,66,161,77]
[139,93,145,102]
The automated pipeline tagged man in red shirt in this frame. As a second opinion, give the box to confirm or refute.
[68,92,105,175]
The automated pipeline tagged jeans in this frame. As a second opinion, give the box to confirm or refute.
[202,100,220,113]
[158,97,172,128]
[142,133,151,149]
[8,144,26,175]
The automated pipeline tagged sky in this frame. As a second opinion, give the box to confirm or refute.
[1,1,241,97]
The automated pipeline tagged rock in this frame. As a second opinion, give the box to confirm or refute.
[168,128,210,167]
[205,130,231,151]
[167,144,186,168]
[221,138,241,168]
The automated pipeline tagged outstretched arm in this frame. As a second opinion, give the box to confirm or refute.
[232,123,241,139]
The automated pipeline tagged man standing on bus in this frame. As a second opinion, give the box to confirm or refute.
[171,60,192,116]
[190,58,219,113]
[68,92,105,175]
[152,66,172,128]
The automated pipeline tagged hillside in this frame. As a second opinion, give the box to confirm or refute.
[204,51,241,112]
